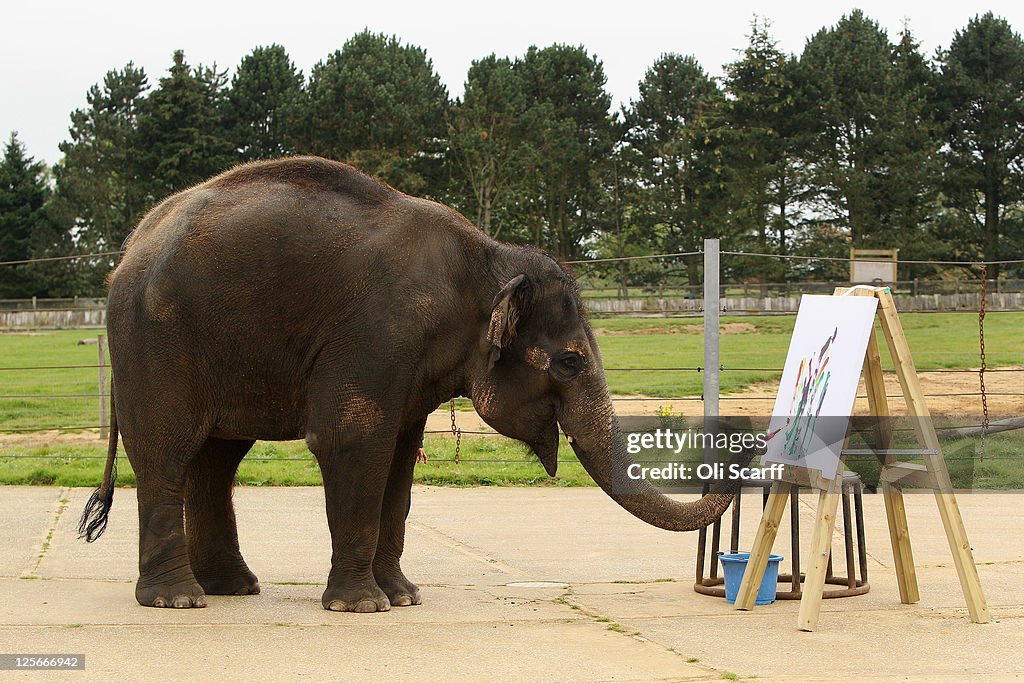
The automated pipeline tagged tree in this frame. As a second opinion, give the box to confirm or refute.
[52,63,149,262]
[0,133,51,297]
[939,12,1024,275]
[226,45,304,160]
[799,11,940,251]
[446,55,532,240]
[622,53,726,284]
[304,31,449,196]
[514,44,615,259]
[723,18,810,265]
[135,50,236,202]
[588,140,668,295]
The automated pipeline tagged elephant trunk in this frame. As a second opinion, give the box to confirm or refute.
[558,387,739,532]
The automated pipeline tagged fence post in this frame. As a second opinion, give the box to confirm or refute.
[98,334,109,440]
[703,238,720,426]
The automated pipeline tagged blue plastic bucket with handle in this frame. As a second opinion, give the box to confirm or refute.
[719,552,784,605]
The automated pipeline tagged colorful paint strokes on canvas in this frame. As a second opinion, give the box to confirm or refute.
[782,327,837,459]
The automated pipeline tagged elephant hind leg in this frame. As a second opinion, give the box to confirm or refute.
[185,437,260,596]
[130,429,209,609]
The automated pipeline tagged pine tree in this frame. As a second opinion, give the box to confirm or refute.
[135,50,236,202]
[52,63,149,256]
[622,53,726,283]
[723,18,809,264]
[514,44,614,259]
[799,11,940,249]
[446,55,532,240]
[304,31,449,196]
[939,12,1024,276]
[882,27,945,272]
[226,45,304,160]
[0,133,51,297]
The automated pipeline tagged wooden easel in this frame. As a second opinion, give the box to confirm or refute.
[734,286,990,630]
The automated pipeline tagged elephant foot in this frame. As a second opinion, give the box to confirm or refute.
[195,566,261,596]
[136,577,207,609]
[322,582,391,613]
[375,571,422,607]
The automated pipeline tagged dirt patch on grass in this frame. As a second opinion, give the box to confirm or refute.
[628,366,1022,418]
[0,429,107,447]
[595,322,756,336]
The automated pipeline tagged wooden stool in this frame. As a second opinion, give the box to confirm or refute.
[694,471,870,599]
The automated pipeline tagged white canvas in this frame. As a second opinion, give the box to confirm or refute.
[761,294,879,480]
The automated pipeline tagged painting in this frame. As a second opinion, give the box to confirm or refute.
[761,294,879,480]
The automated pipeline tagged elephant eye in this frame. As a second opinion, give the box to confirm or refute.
[551,350,585,380]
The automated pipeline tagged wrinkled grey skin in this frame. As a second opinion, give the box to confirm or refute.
[80,157,737,612]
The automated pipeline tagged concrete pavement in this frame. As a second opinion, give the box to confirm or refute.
[1,485,1022,681]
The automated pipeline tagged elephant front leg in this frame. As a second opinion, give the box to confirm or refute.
[313,434,393,613]
[373,420,425,607]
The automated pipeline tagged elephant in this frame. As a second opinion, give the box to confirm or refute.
[78,156,740,612]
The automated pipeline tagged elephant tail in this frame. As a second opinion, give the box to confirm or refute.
[78,377,119,542]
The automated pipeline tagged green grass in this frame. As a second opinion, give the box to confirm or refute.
[1,312,1021,488]
[3,429,1019,489]
[0,331,109,430]
[0,434,596,488]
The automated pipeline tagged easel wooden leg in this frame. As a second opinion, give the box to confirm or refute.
[873,288,990,623]
[933,490,991,623]
[860,323,921,605]
[797,478,843,631]
[882,482,920,604]
[735,482,791,610]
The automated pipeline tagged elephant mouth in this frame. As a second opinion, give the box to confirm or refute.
[527,420,560,477]
[530,440,559,477]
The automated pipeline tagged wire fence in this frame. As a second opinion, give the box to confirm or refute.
[2,352,1019,463]
[1,246,1021,468]
[3,247,1024,326]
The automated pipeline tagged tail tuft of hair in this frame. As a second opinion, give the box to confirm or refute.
[77,469,116,542]
[79,378,119,543]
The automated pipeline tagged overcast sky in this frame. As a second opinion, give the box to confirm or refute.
[3,1,1022,167]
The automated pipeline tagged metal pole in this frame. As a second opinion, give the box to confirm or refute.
[98,334,109,440]
[703,238,720,422]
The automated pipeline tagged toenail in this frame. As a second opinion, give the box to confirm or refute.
[353,600,377,613]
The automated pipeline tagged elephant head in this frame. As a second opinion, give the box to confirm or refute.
[469,252,738,532]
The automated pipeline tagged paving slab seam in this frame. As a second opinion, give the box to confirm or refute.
[553,586,736,681]
[907,561,1021,570]
[406,519,524,576]
[19,486,70,579]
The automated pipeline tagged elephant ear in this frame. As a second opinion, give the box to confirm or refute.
[487,274,529,367]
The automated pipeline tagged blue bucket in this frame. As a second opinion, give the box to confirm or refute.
[719,552,784,605]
